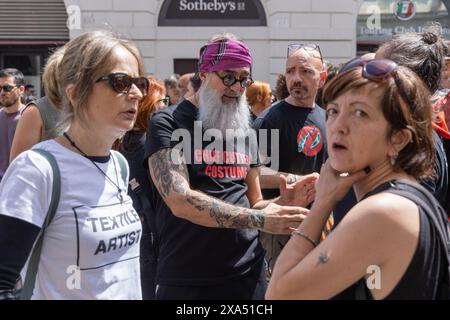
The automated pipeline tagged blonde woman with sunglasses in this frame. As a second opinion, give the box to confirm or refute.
[0,31,148,299]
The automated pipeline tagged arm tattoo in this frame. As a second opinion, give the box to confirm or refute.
[317,252,330,266]
[150,148,189,198]
[248,211,265,229]
[186,192,265,229]
[152,149,265,229]
[210,199,244,228]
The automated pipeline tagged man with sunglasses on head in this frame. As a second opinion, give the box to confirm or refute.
[252,44,328,272]
[0,68,25,183]
[144,33,309,300]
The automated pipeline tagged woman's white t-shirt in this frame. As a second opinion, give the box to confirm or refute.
[0,139,142,299]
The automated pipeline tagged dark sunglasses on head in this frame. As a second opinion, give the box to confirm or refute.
[96,73,149,96]
[287,43,323,64]
[339,58,414,111]
[214,71,254,89]
[0,84,18,93]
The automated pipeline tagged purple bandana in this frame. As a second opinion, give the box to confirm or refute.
[198,39,252,73]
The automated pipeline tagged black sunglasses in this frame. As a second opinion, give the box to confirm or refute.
[96,73,149,96]
[287,43,324,65]
[214,71,254,89]
[0,84,18,93]
[339,58,414,111]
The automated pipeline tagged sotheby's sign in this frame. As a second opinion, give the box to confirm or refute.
[158,0,267,26]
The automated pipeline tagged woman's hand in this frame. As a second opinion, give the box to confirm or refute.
[314,160,368,209]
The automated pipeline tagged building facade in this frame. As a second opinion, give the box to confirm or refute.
[1,0,449,92]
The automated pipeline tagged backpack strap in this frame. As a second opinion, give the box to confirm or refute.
[113,151,128,185]
[20,149,61,300]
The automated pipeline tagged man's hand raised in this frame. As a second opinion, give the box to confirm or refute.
[277,173,319,207]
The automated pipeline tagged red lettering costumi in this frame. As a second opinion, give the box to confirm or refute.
[194,149,250,178]
[205,165,248,179]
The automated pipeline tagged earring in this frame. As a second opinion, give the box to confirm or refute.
[390,153,398,166]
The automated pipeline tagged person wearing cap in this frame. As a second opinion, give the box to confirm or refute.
[144,33,313,300]
[252,44,328,273]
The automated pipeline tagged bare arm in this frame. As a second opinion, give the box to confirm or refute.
[266,162,419,299]
[148,148,308,234]
[266,194,420,300]
[10,105,43,162]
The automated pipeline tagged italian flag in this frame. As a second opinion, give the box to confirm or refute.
[397,1,414,16]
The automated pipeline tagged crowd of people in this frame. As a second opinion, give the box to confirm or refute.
[0,27,449,300]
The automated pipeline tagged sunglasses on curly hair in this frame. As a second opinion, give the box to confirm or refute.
[96,73,149,96]
[339,58,414,110]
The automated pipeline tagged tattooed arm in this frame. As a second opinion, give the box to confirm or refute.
[148,148,308,234]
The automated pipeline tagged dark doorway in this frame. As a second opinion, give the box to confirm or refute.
[174,59,198,76]
[0,44,62,98]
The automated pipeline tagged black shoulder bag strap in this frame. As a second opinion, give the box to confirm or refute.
[114,151,128,185]
[19,149,61,300]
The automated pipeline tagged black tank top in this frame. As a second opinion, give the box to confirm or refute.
[334,180,447,300]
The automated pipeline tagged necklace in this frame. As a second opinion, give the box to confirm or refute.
[63,132,124,202]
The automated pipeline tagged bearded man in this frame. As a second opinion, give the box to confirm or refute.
[0,68,25,182]
[144,34,312,299]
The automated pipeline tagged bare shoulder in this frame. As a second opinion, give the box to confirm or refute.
[342,192,420,239]
[22,104,41,117]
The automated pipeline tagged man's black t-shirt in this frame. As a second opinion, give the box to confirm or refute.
[144,100,264,286]
[253,100,327,199]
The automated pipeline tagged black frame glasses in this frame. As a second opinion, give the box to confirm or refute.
[0,84,18,93]
[157,96,170,106]
[213,71,254,89]
[96,73,149,96]
[339,58,414,111]
[287,43,323,65]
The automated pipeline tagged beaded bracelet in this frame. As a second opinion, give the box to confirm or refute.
[291,230,318,248]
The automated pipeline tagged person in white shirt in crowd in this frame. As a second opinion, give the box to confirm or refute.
[0,30,149,299]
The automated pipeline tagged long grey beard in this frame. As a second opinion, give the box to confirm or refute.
[198,83,251,138]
